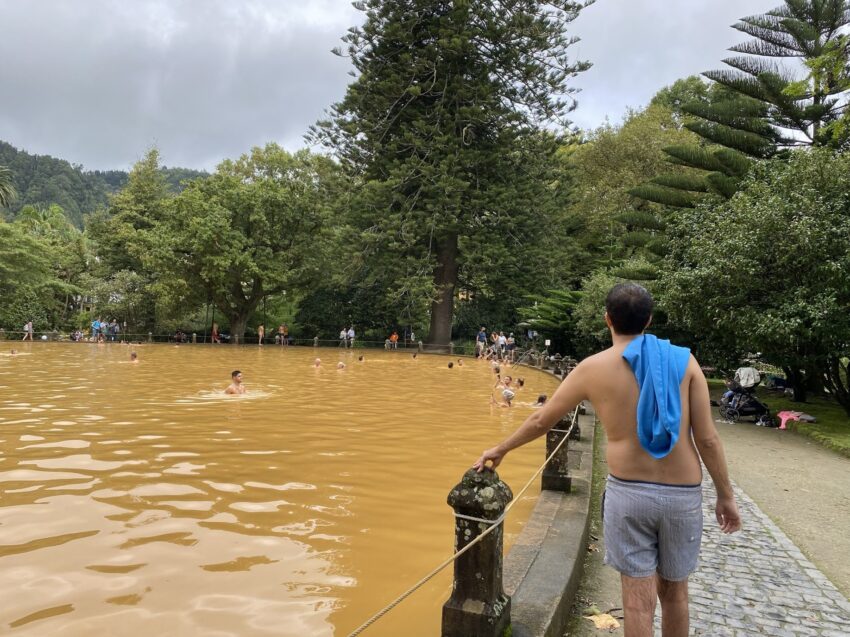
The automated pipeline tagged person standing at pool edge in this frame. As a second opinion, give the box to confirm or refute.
[474,283,741,637]
[225,370,246,395]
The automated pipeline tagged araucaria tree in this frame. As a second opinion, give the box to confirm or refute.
[313,0,593,345]
[633,0,850,208]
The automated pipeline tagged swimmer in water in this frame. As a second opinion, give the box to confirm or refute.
[225,370,246,395]
[358,355,364,362]
[448,362,454,369]
[457,359,464,367]
[314,358,322,368]
[130,351,139,364]
[534,394,547,407]
[10,349,18,356]
[412,353,418,359]
[337,362,346,370]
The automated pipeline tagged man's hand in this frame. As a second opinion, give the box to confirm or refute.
[473,447,505,472]
[715,496,742,534]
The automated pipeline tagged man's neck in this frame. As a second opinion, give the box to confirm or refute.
[610,331,643,349]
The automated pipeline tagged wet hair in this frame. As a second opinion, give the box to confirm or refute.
[448,362,454,368]
[605,283,653,335]
[231,370,241,378]
[517,378,525,387]
[536,394,547,405]
[412,353,417,359]
[130,351,138,359]
[358,355,364,361]
[494,366,501,375]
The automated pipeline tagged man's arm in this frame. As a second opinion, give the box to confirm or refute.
[688,356,742,533]
[474,362,589,471]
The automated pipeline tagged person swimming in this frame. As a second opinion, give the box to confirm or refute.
[337,362,346,370]
[225,370,246,395]
[534,394,547,407]
[448,362,454,369]
[314,358,322,368]
[130,351,139,364]
[358,355,364,362]
[457,359,464,367]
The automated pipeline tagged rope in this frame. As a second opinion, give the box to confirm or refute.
[346,406,580,637]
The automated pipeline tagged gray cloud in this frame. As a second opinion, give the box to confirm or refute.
[0,0,782,170]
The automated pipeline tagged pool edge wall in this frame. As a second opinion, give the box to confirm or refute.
[503,405,596,637]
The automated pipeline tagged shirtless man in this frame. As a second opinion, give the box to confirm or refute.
[474,284,740,637]
[225,370,246,395]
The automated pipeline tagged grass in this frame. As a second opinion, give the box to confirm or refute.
[707,378,850,458]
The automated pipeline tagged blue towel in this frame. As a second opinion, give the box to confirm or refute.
[622,334,691,459]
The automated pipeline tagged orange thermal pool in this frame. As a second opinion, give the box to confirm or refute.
[0,343,559,636]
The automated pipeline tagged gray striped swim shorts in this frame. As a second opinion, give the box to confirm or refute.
[602,475,703,581]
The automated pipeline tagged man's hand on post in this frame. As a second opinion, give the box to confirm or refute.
[473,447,505,472]
[715,496,742,534]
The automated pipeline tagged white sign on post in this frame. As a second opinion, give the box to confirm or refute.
[544,339,551,347]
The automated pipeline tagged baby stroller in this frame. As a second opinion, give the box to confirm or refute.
[718,367,776,427]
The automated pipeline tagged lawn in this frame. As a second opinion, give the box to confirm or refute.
[707,379,850,458]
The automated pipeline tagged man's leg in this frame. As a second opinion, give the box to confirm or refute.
[657,576,689,637]
[621,574,657,637]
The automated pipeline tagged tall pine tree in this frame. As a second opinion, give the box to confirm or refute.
[312,0,592,345]
[633,0,850,208]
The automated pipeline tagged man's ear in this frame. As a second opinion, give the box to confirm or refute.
[645,314,653,330]
[604,311,612,328]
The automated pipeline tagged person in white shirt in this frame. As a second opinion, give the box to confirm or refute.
[347,326,355,348]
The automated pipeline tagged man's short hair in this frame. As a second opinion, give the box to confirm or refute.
[231,370,241,378]
[605,283,653,335]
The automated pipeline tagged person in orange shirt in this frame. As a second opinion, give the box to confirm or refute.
[389,330,399,350]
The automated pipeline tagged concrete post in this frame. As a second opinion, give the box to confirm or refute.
[542,419,572,493]
[147,332,153,343]
[192,333,197,344]
[442,468,513,637]
[449,342,454,355]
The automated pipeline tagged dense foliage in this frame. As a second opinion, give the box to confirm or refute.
[0,140,206,228]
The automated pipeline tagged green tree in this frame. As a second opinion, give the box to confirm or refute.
[570,103,702,280]
[312,0,593,346]
[151,145,342,342]
[663,149,850,410]
[86,148,172,331]
[633,1,850,208]
[0,166,15,209]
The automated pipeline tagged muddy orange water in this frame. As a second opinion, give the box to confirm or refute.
[0,343,559,636]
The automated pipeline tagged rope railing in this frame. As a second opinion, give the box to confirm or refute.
[345,405,581,637]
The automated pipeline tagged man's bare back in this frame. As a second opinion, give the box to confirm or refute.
[580,344,702,486]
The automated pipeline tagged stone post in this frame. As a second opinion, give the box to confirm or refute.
[541,419,572,493]
[147,332,153,343]
[449,342,455,356]
[442,468,513,637]
[192,333,197,344]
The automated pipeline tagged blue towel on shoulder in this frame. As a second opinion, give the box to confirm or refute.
[622,334,691,459]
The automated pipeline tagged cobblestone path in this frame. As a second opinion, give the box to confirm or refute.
[667,479,850,636]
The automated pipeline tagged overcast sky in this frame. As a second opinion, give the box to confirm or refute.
[0,0,780,171]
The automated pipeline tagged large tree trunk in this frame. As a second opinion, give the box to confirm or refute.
[784,367,808,403]
[229,315,249,345]
[427,233,459,348]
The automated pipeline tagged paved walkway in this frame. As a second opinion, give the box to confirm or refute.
[672,479,850,637]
